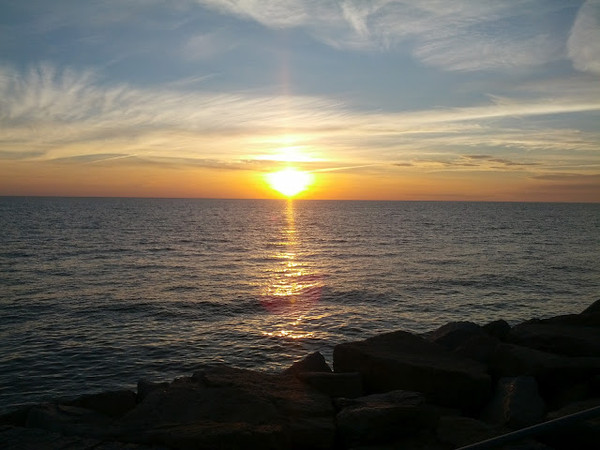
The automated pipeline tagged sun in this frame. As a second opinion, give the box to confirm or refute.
[266,168,313,197]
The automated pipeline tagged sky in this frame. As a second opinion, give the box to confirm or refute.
[0,0,599,201]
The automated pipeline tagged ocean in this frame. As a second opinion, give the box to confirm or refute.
[1,197,599,413]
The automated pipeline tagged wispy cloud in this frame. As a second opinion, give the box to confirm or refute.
[7,0,593,74]
[568,0,600,75]
[1,63,598,180]
[196,0,576,71]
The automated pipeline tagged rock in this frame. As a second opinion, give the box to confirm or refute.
[539,399,600,450]
[482,377,545,428]
[333,330,492,412]
[427,321,484,350]
[453,334,500,364]
[297,371,362,398]
[488,343,600,408]
[436,416,496,448]
[0,424,166,449]
[118,365,335,449]
[282,351,332,376]
[137,380,169,402]
[507,321,600,357]
[67,390,137,418]
[335,390,438,447]
[581,299,600,315]
[500,439,555,449]
[0,406,32,427]
[25,403,113,437]
[483,319,511,340]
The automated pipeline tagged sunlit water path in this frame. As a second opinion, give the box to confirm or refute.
[1,198,599,412]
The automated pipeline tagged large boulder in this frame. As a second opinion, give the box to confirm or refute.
[335,390,438,447]
[427,321,484,350]
[25,403,113,438]
[65,390,137,418]
[436,416,496,448]
[117,365,336,449]
[333,330,492,412]
[488,343,600,408]
[453,334,501,364]
[0,425,166,450]
[507,321,600,357]
[482,376,545,428]
[482,319,511,340]
[282,351,332,376]
[296,372,363,398]
[137,380,169,402]
[539,399,600,450]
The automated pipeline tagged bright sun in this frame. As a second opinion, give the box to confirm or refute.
[266,168,313,197]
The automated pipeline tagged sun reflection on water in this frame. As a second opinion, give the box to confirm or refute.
[260,200,323,339]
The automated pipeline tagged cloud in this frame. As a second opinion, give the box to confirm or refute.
[5,1,583,73]
[461,155,539,167]
[182,30,239,60]
[1,63,598,180]
[568,0,600,74]
[195,0,572,71]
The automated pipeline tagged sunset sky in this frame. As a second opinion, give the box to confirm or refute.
[1,0,599,201]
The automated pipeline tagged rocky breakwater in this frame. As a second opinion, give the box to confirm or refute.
[2,300,600,449]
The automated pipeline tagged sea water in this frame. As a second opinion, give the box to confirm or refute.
[1,198,599,412]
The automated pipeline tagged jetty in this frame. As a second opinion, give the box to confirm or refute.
[2,300,599,449]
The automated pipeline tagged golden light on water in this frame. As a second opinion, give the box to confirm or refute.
[265,168,314,197]
[260,200,323,339]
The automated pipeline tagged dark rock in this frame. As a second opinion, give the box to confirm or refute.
[538,299,600,328]
[137,380,169,402]
[500,439,555,449]
[453,334,500,364]
[482,376,545,428]
[541,313,600,327]
[581,299,600,315]
[25,403,113,437]
[282,351,332,376]
[0,424,166,449]
[488,343,600,408]
[507,322,600,357]
[483,319,511,340]
[436,415,496,448]
[427,321,484,350]
[540,399,600,450]
[335,390,438,446]
[333,330,492,412]
[0,406,32,427]
[67,390,137,418]
[118,365,335,449]
[297,371,362,398]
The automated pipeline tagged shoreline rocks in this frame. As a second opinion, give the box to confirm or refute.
[2,299,599,449]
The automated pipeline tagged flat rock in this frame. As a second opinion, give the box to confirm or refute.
[428,321,484,350]
[508,322,600,357]
[297,371,363,398]
[25,403,113,437]
[0,425,166,449]
[66,389,137,418]
[118,365,335,449]
[453,334,500,364]
[335,390,438,446]
[333,330,492,412]
[436,416,496,448]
